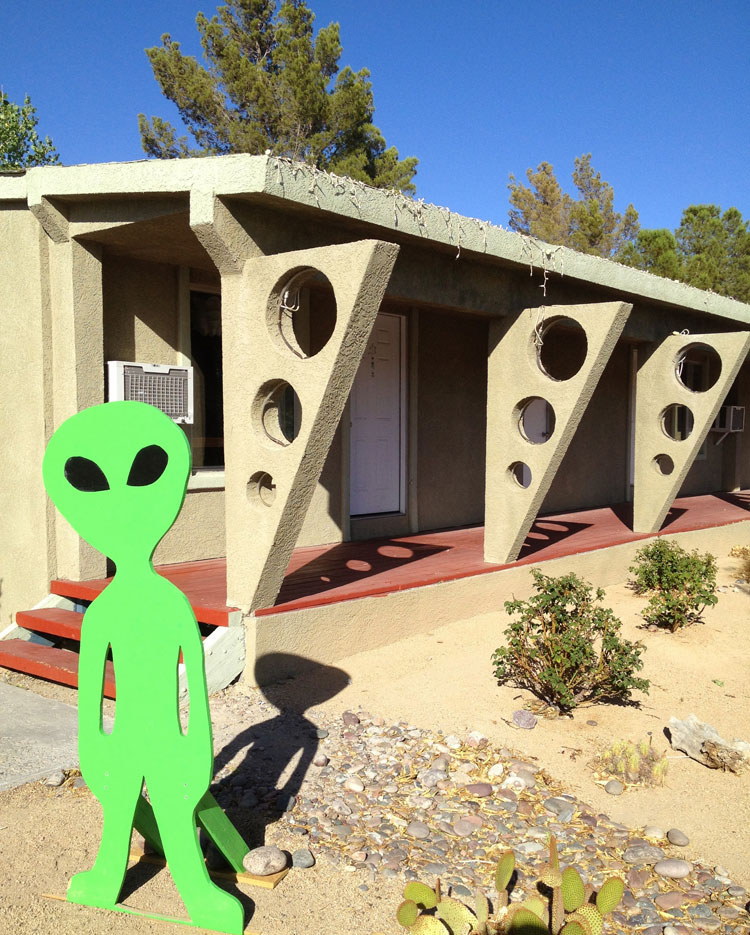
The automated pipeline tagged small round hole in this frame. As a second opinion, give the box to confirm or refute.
[268,267,337,358]
[247,471,276,506]
[252,380,301,446]
[516,397,556,444]
[653,454,674,476]
[675,343,721,392]
[508,461,532,488]
[661,404,694,440]
[536,317,588,381]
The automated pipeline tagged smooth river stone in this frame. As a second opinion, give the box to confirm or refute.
[667,828,690,846]
[465,782,492,797]
[243,845,288,876]
[452,819,476,837]
[654,858,692,879]
[512,709,537,730]
[406,820,430,840]
[655,891,687,910]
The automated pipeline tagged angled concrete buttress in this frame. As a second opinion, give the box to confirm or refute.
[485,302,632,564]
[633,331,750,533]
[222,240,400,612]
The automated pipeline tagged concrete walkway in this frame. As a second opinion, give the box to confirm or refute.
[0,682,79,791]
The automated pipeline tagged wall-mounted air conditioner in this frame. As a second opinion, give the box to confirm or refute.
[711,405,745,433]
[107,361,194,424]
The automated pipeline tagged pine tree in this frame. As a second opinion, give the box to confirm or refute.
[507,154,639,259]
[138,0,417,193]
[0,91,60,170]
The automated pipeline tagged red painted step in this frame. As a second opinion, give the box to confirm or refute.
[0,639,116,698]
[16,607,83,641]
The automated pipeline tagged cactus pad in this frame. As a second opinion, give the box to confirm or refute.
[397,899,420,928]
[570,904,603,935]
[404,882,439,910]
[595,877,624,915]
[411,916,450,935]
[560,922,588,935]
[474,890,489,929]
[506,907,548,933]
[561,866,586,912]
[436,896,476,933]
[494,850,515,893]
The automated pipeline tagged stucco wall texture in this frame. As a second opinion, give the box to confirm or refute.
[2,155,750,639]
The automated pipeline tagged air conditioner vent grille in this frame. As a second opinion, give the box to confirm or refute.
[107,361,194,424]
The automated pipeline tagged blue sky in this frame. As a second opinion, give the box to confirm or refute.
[2,0,748,232]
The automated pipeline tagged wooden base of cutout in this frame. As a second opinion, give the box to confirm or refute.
[129,849,289,889]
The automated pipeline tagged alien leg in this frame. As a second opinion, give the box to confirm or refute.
[68,770,144,908]
[148,778,244,934]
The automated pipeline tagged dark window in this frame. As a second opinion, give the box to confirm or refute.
[190,291,223,467]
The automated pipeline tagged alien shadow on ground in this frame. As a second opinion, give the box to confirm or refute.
[210,653,351,853]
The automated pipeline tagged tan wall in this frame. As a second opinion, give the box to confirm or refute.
[155,488,226,564]
[417,310,487,530]
[103,256,180,363]
[104,254,227,562]
[543,342,631,512]
[0,207,52,624]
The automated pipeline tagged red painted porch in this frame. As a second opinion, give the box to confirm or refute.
[54,489,750,619]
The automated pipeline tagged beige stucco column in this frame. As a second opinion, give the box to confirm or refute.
[485,302,632,564]
[633,332,750,533]
[221,240,399,614]
[45,237,107,581]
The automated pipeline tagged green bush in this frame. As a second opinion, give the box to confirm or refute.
[492,569,649,712]
[628,538,717,631]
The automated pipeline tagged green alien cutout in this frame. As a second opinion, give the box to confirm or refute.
[43,401,246,933]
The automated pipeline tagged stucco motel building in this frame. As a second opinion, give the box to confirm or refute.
[1,154,749,690]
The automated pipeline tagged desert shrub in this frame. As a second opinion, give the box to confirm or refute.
[629,538,717,631]
[594,737,668,787]
[492,569,649,712]
[729,544,750,579]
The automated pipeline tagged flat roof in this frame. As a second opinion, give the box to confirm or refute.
[2,154,749,326]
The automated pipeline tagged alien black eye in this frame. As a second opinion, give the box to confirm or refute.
[64,456,110,492]
[127,445,168,487]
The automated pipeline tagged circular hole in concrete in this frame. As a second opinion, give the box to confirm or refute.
[675,343,721,392]
[661,404,694,441]
[268,267,337,358]
[247,471,276,506]
[536,316,588,381]
[653,454,675,476]
[516,396,556,444]
[252,379,301,446]
[508,461,532,488]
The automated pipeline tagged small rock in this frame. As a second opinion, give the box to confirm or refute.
[342,711,360,727]
[643,825,664,840]
[417,767,447,789]
[667,828,690,846]
[73,776,87,789]
[465,731,488,748]
[406,821,430,840]
[512,710,537,730]
[655,891,687,910]
[243,845,288,876]
[586,720,598,726]
[654,858,692,879]
[465,782,492,797]
[350,850,368,862]
[605,779,624,796]
[487,763,505,779]
[312,753,329,767]
[315,728,328,739]
[452,819,476,837]
[626,868,650,890]
[42,770,65,787]
[544,797,576,822]
[344,777,364,793]
[444,735,462,749]
[623,843,664,864]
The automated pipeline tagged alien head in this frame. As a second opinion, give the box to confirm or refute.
[43,401,192,566]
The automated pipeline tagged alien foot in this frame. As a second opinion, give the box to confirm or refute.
[67,868,121,909]
[187,887,244,934]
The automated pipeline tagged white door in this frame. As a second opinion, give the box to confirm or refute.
[350,313,405,515]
